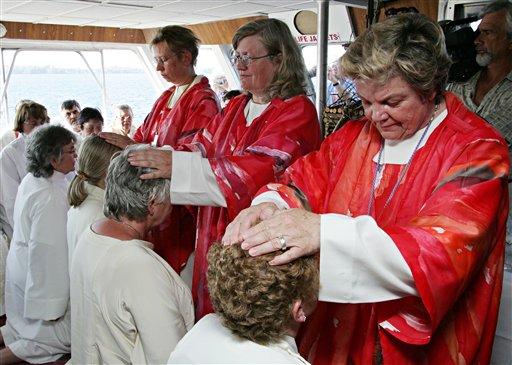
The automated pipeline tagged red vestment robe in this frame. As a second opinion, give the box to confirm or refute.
[178,94,321,319]
[259,93,509,364]
[134,77,219,272]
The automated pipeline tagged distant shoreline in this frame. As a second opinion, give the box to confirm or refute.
[12,68,145,74]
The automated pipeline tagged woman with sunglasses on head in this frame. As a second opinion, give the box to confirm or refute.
[128,18,321,320]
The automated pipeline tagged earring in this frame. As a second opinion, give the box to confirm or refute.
[301,315,307,322]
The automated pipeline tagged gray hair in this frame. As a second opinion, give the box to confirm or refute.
[117,104,133,115]
[104,145,171,222]
[26,124,76,178]
[480,0,512,39]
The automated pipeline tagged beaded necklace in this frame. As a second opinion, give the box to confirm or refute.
[367,104,438,217]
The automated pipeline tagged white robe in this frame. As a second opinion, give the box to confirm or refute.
[0,135,28,316]
[0,134,28,239]
[0,129,18,151]
[70,227,194,364]
[66,182,105,268]
[168,314,309,364]
[1,171,71,363]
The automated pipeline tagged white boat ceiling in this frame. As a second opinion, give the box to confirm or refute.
[0,0,350,29]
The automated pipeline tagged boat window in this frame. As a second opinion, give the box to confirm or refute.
[0,48,157,131]
[102,49,158,129]
[196,46,225,82]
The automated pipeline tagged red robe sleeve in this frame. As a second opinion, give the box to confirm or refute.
[180,95,322,220]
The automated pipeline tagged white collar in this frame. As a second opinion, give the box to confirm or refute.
[244,99,270,126]
[49,170,68,184]
[168,75,202,108]
[373,109,448,165]
[272,335,310,364]
[85,182,105,200]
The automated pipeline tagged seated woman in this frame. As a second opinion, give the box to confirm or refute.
[1,124,76,364]
[67,135,121,265]
[168,243,318,364]
[70,145,194,364]
[77,107,104,137]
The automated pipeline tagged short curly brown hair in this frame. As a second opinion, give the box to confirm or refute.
[207,243,319,345]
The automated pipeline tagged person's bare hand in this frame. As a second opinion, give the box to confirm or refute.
[127,148,172,179]
[222,202,280,245]
[239,208,320,265]
[99,132,135,149]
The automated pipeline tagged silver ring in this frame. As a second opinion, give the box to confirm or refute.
[278,236,287,251]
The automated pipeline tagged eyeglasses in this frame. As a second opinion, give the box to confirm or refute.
[154,55,171,65]
[230,53,276,67]
[154,51,180,65]
[23,118,45,127]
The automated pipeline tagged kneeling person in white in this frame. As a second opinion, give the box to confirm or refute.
[70,144,194,364]
[168,243,318,364]
[0,125,77,364]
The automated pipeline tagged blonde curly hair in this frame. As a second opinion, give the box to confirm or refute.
[207,243,319,345]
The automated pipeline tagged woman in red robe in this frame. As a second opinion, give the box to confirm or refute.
[100,26,220,272]
[128,18,321,319]
[224,14,509,365]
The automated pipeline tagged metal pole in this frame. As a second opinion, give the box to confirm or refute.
[77,51,103,89]
[100,49,108,116]
[0,49,20,114]
[77,51,110,114]
[0,48,10,125]
[316,0,329,124]
[134,46,164,93]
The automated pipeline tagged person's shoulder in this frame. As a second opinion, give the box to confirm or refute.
[113,242,192,297]
[18,174,63,210]
[444,92,506,142]
[281,94,313,106]
[114,241,174,276]
[168,314,227,362]
[196,313,222,329]
[325,116,368,143]
[191,77,219,99]
[0,136,22,157]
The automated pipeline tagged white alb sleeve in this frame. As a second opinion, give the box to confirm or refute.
[250,193,417,303]
[319,213,417,303]
[251,191,289,210]
[170,151,226,207]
